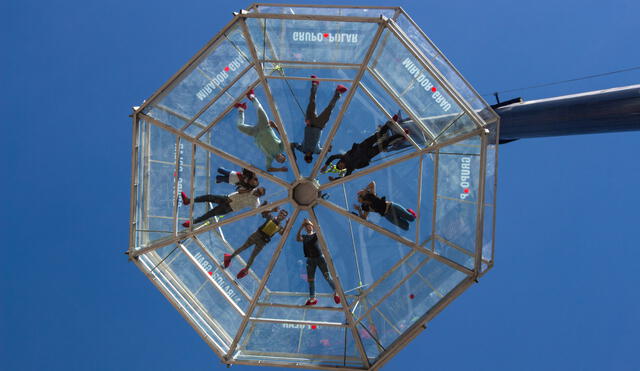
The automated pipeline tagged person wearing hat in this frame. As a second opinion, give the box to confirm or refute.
[295,218,341,306]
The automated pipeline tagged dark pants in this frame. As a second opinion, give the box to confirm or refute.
[383,202,415,231]
[306,256,336,297]
[192,195,233,224]
[232,231,270,269]
[215,167,231,184]
[352,124,404,168]
[306,84,340,129]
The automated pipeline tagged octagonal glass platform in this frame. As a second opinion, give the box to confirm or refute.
[129,4,499,370]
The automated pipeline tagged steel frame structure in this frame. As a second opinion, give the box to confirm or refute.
[128,4,499,370]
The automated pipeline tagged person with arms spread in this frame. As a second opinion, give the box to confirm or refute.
[295,218,340,306]
[224,208,290,279]
[235,89,287,173]
[321,120,406,180]
[290,76,347,164]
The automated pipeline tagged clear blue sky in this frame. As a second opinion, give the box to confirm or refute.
[2,1,639,370]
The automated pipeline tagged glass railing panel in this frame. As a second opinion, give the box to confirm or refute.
[246,18,379,65]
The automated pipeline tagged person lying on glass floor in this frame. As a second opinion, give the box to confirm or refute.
[290,75,347,164]
[354,181,416,231]
[234,89,288,173]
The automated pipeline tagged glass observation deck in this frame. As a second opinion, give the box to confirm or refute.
[128,4,499,370]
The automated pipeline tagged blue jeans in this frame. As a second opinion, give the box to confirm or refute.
[384,202,415,231]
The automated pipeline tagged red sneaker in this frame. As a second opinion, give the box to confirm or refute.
[246,89,255,100]
[236,268,249,279]
[223,253,232,268]
[310,75,319,85]
[407,208,416,218]
[333,293,341,304]
[180,191,190,205]
[392,114,399,122]
[234,102,247,111]
[182,220,191,228]
[305,298,318,306]
[336,84,348,94]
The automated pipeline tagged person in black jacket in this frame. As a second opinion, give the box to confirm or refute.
[321,121,405,180]
[354,181,416,231]
[295,219,340,306]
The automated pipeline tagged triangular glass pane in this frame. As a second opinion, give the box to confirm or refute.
[318,87,418,184]
[199,83,295,183]
[321,156,421,241]
[265,74,353,176]
[259,210,343,307]
[246,17,380,65]
[314,203,414,307]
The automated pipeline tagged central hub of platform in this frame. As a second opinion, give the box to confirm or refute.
[292,178,320,207]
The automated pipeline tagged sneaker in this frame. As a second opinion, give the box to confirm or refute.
[236,268,248,279]
[310,75,319,85]
[333,293,341,304]
[305,298,318,306]
[246,89,255,100]
[180,191,191,205]
[392,114,399,122]
[336,84,348,94]
[234,102,247,111]
[223,253,232,268]
[407,208,416,218]
[182,220,191,228]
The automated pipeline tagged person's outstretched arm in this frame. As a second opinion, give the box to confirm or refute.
[353,204,368,220]
[296,224,304,242]
[367,181,376,195]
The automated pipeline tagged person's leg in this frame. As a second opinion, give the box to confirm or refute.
[231,232,259,258]
[194,195,229,204]
[317,257,336,291]
[306,258,318,298]
[306,84,318,122]
[314,91,341,129]
[380,133,404,151]
[390,202,415,221]
[384,205,409,230]
[192,204,230,224]
[244,240,266,270]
